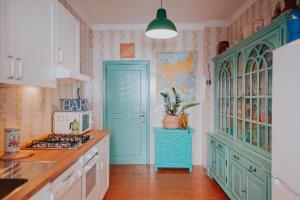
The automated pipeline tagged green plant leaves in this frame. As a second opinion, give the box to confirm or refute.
[160,87,199,116]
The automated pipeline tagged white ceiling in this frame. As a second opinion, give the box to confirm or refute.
[67,0,248,25]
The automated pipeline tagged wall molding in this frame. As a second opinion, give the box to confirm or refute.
[93,23,207,30]
[65,0,93,26]
[92,21,233,31]
[201,20,231,27]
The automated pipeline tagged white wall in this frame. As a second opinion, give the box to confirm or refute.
[92,29,205,165]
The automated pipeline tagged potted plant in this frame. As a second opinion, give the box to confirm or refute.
[160,87,199,129]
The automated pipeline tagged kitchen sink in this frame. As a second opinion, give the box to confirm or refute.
[0,160,57,198]
[0,178,28,199]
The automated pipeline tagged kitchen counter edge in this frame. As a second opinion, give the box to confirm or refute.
[4,129,110,200]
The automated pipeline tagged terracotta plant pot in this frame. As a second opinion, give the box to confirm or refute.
[162,115,180,129]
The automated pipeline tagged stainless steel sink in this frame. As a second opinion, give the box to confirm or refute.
[0,178,28,199]
[0,160,57,198]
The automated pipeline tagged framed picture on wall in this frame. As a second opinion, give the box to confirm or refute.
[120,43,135,58]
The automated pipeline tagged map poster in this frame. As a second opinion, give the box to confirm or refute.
[157,51,197,103]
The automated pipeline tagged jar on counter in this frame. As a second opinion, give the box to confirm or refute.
[4,128,21,153]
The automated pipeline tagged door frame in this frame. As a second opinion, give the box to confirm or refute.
[103,60,150,164]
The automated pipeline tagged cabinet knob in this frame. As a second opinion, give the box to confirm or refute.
[233,155,240,160]
[249,166,257,173]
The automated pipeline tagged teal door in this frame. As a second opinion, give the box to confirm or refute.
[104,61,149,164]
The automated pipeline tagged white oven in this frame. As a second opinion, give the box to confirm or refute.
[81,147,100,200]
[53,111,93,134]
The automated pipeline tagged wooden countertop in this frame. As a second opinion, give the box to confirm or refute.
[3,129,110,200]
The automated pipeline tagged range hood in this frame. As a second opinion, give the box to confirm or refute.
[56,66,90,82]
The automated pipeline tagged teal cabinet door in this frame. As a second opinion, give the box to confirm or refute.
[154,128,193,172]
[210,143,217,173]
[231,161,245,200]
[216,149,227,186]
[104,61,149,164]
[245,173,265,200]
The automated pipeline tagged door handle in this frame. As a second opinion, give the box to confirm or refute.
[7,55,15,79]
[139,111,146,123]
[15,58,23,80]
[139,111,145,117]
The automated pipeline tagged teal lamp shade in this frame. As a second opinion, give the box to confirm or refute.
[146,8,177,39]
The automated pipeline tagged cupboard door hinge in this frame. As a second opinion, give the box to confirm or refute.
[226,177,227,183]
[226,160,227,166]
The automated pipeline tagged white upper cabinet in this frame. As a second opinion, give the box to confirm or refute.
[56,3,80,74]
[0,0,57,87]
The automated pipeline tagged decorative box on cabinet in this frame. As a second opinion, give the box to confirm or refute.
[154,128,193,172]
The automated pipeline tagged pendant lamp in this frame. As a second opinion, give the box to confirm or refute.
[145,0,177,39]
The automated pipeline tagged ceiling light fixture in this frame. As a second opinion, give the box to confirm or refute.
[145,0,177,39]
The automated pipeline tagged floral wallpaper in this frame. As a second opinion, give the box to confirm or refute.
[202,27,229,167]
[0,0,93,151]
[93,29,205,164]
[229,0,283,44]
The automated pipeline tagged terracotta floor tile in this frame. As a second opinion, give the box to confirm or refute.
[104,165,229,200]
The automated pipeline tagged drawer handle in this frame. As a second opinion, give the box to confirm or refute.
[249,166,257,173]
[233,155,240,160]
[7,55,15,79]
[218,144,223,148]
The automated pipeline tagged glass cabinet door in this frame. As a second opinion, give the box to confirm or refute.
[243,44,272,155]
[218,60,234,137]
[237,53,243,142]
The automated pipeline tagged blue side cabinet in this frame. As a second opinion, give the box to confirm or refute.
[154,128,193,172]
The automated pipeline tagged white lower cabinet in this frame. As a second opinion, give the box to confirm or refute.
[98,135,110,200]
[29,136,110,200]
[50,160,82,200]
[29,183,52,200]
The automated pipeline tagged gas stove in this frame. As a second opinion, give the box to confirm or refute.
[22,134,91,150]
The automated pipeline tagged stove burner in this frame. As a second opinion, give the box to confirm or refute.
[22,134,91,150]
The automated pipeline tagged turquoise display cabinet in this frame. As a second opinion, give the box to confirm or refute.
[154,128,193,172]
[207,10,300,200]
